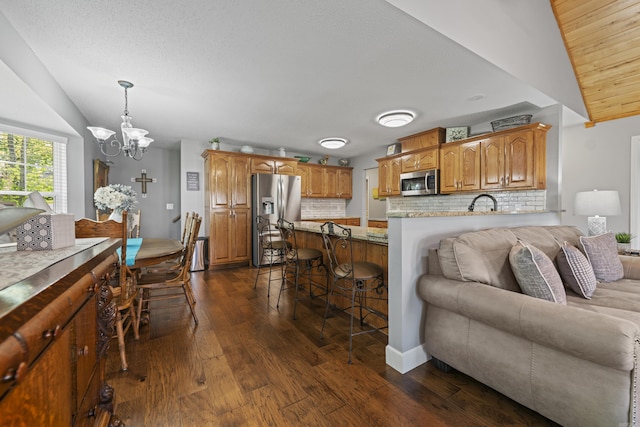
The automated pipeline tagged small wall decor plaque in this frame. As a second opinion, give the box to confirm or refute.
[445,127,470,142]
[186,172,199,191]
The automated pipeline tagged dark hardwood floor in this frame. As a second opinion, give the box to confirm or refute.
[106,266,558,426]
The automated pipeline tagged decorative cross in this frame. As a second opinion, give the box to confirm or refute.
[131,169,157,198]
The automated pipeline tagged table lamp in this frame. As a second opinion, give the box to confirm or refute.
[574,189,621,236]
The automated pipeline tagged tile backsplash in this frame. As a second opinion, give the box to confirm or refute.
[387,190,546,213]
[299,190,545,220]
[301,199,346,219]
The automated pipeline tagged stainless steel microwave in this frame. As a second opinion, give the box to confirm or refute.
[400,169,439,196]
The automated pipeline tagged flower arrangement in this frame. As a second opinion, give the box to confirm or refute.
[94,184,138,213]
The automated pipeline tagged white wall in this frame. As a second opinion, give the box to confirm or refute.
[560,114,640,235]
[0,12,91,217]
[180,139,210,236]
[106,146,182,239]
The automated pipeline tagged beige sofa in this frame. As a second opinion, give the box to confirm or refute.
[418,225,640,427]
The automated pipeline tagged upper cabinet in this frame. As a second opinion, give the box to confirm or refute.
[298,163,352,198]
[480,125,547,190]
[206,153,251,209]
[298,163,324,198]
[401,147,439,173]
[250,157,297,175]
[440,140,481,194]
[398,128,445,152]
[377,122,550,197]
[377,156,402,197]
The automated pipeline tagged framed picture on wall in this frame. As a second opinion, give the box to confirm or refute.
[93,159,109,192]
[445,127,470,142]
[386,143,401,156]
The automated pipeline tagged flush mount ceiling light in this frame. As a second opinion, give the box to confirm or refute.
[318,137,348,149]
[87,80,152,161]
[376,110,415,128]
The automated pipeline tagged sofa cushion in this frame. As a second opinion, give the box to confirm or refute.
[556,242,597,299]
[511,226,562,260]
[509,241,566,304]
[438,228,520,292]
[545,225,584,250]
[580,233,624,282]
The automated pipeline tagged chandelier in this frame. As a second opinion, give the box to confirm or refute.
[87,80,152,161]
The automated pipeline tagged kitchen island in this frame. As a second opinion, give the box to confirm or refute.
[293,221,388,329]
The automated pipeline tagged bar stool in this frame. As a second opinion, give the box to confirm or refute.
[276,218,327,319]
[319,221,387,364]
[253,215,288,297]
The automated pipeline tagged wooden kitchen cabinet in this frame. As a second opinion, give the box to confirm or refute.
[377,156,402,197]
[481,126,546,190]
[250,157,297,175]
[401,147,439,173]
[203,151,252,268]
[208,208,251,266]
[207,154,250,209]
[398,127,445,152]
[298,163,352,198]
[298,163,324,198]
[439,140,481,193]
[324,167,352,198]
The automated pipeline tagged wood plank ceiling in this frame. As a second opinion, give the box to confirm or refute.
[551,0,640,126]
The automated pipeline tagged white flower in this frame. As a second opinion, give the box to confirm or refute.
[94,184,138,213]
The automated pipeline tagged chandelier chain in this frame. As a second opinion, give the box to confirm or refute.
[124,86,129,116]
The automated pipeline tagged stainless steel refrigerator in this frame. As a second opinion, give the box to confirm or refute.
[252,174,302,266]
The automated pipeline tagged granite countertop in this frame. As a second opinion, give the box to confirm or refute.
[294,221,388,245]
[386,210,551,218]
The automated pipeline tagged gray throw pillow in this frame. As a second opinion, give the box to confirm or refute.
[556,242,597,298]
[509,241,567,304]
[580,233,624,282]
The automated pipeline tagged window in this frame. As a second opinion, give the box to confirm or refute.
[0,126,67,212]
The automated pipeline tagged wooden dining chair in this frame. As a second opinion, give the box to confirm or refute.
[136,214,201,328]
[75,210,139,371]
[144,212,198,274]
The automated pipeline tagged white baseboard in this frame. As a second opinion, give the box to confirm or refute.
[385,344,429,374]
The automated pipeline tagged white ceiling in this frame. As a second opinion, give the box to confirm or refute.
[0,0,568,158]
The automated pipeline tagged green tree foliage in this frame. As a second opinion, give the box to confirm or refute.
[0,132,54,205]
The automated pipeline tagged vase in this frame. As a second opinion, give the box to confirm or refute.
[210,141,220,150]
[618,243,631,254]
[108,210,123,223]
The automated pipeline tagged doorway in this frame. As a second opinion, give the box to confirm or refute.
[365,168,386,223]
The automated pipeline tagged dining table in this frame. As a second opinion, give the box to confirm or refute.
[121,237,184,269]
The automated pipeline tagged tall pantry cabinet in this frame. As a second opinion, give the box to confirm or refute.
[203,151,252,268]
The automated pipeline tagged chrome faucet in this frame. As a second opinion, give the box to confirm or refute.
[468,194,498,212]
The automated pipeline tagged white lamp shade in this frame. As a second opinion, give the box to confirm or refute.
[137,137,153,148]
[574,190,621,216]
[87,127,116,140]
[122,127,149,140]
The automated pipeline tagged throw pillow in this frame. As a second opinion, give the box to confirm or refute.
[556,242,597,298]
[509,241,567,304]
[580,233,624,282]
